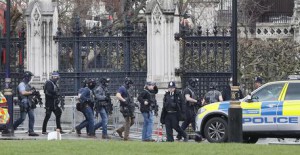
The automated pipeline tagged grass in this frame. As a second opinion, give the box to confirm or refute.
[0,140,299,155]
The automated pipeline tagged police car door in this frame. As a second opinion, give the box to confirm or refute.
[278,82,300,131]
[243,83,285,131]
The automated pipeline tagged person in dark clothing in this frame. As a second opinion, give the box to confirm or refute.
[75,79,96,137]
[94,77,111,139]
[138,81,158,142]
[177,78,201,141]
[160,81,188,142]
[222,83,244,101]
[115,77,136,141]
[42,72,65,134]
[202,82,223,105]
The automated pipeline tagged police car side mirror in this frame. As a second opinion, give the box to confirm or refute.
[245,95,252,102]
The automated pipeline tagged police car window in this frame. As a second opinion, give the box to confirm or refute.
[285,83,300,100]
[252,83,284,102]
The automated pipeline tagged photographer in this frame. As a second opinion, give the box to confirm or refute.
[13,71,39,136]
[42,72,65,134]
[93,77,111,139]
[138,81,158,142]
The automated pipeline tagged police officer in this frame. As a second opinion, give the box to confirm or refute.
[222,77,244,101]
[254,76,263,89]
[138,81,158,142]
[94,77,111,139]
[160,81,188,142]
[75,79,96,137]
[13,71,39,136]
[115,77,135,141]
[202,82,223,105]
[177,78,201,141]
[42,72,65,134]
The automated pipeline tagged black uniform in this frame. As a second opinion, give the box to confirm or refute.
[42,79,62,133]
[177,86,200,140]
[161,90,187,142]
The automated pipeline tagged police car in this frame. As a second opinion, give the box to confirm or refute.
[0,92,9,130]
[195,80,300,143]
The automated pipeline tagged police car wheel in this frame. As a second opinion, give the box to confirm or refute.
[243,136,259,144]
[204,117,228,143]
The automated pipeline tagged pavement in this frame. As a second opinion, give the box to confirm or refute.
[1,130,300,145]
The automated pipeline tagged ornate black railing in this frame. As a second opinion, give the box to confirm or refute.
[54,16,147,96]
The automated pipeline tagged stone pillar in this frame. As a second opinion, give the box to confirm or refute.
[25,0,59,81]
[292,0,300,42]
[146,0,180,91]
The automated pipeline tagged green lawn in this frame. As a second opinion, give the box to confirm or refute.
[0,140,299,155]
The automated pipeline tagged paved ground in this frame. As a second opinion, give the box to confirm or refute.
[1,130,300,145]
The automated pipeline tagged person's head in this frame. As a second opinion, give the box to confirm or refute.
[81,78,88,88]
[23,71,34,83]
[87,78,97,90]
[209,82,217,90]
[124,77,133,89]
[51,71,60,83]
[145,81,155,90]
[100,77,110,87]
[254,76,263,89]
[168,81,176,92]
[188,78,199,88]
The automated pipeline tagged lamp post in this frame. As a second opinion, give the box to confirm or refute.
[3,0,13,136]
[228,0,242,143]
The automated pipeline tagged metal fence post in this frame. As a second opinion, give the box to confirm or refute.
[123,18,133,75]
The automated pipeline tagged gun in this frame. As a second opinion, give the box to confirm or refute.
[105,93,113,115]
[30,87,43,108]
[150,101,159,116]
[57,95,65,111]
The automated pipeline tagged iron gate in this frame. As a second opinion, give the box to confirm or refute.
[54,16,147,96]
[0,28,26,94]
[176,26,232,97]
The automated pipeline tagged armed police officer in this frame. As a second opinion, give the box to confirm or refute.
[138,81,158,142]
[42,72,65,134]
[75,79,96,137]
[115,77,136,141]
[13,71,39,136]
[161,81,188,142]
[94,77,112,139]
[202,82,223,105]
[177,78,201,141]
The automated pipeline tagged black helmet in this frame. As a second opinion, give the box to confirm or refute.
[23,71,34,83]
[124,77,133,85]
[100,77,111,86]
[23,71,34,78]
[188,78,199,88]
[81,78,88,88]
[87,78,97,89]
[209,82,217,90]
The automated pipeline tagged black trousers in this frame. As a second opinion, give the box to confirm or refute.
[165,112,187,142]
[42,107,62,132]
[177,111,196,139]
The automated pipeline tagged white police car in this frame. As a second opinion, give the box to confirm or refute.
[195,80,300,143]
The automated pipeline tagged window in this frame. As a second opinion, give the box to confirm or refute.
[252,83,284,102]
[284,83,300,100]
